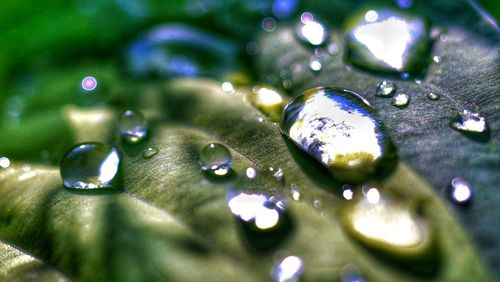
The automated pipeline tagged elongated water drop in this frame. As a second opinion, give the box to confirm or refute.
[449,177,472,205]
[426,92,440,101]
[450,110,490,141]
[200,143,232,176]
[272,255,304,282]
[143,147,159,158]
[118,110,148,143]
[60,142,121,189]
[392,93,410,109]
[375,81,396,97]
[295,12,329,47]
[249,86,287,122]
[280,87,397,184]
[344,8,432,76]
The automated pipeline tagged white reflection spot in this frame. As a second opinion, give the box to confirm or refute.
[301,21,326,46]
[98,148,120,185]
[81,76,97,91]
[228,193,280,230]
[366,188,380,204]
[365,10,378,22]
[0,157,10,169]
[273,256,304,282]
[221,81,235,93]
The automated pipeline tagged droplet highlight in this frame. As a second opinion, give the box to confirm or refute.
[118,110,148,143]
[272,255,304,282]
[295,12,329,47]
[60,142,121,189]
[450,110,490,141]
[426,92,440,101]
[449,177,472,205]
[392,93,410,109]
[249,86,287,122]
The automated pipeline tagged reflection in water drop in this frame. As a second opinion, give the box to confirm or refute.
[345,8,432,76]
[449,177,472,205]
[0,157,10,169]
[392,93,410,109]
[143,147,159,159]
[60,142,121,189]
[450,110,489,140]
[426,92,440,101]
[81,76,98,91]
[200,143,232,176]
[249,86,287,122]
[272,255,304,282]
[295,12,329,47]
[308,56,323,72]
[227,191,293,252]
[118,110,148,143]
[262,17,278,32]
[280,87,397,183]
[375,81,396,97]
[272,0,298,19]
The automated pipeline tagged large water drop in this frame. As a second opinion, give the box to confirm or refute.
[450,110,490,141]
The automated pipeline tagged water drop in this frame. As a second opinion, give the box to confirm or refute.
[126,24,236,79]
[312,198,322,210]
[269,167,284,182]
[227,191,293,252]
[449,177,472,205]
[272,255,304,282]
[0,157,11,169]
[375,81,396,97]
[221,81,235,93]
[432,55,441,63]
[118,110,148,143]
[81,76,98,91]
[308,56,323,72]
[340,265,366,282]
[340,187,434,258]
[342,185,354,200]
[280,87,397,184]
[199,143,232,176]
[143,147,159,158]
[450,110,490,141]
[426,92,440,101]
[60,142,121,189]
[249,86,287,122]
[245,167,258,179]
[392,93,410,109]
[327,42,339,55]
[262,17,278,32]
[295,12,329,47]
[344,8,432,76]
[290,184,302,201]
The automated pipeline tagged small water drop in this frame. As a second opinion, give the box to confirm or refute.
[426,92,440,101]
[249,86,287,122]
[81,76,98,92]
[280,87,397,183]
[449,177,472,205]
[269,167,284,182]
[327,42,339,55]
[221,81,235,93]
[262,17,278,32]
[0,157,11,169]
[340,265,366,282]
[344,8,432,76]
[342,185,354,201]
[118,110,148,143]
[143,147,159,158]
[392,93,410,109]
[308,56,323,72]
[200,143,232,176]
[295,12,329,47]
[245,167,258,180]
[246,41,259,55]
[312,198,322,210]
[272,255,304,282]
[60,142,121,189]
[450,110,489,140]
[432,55,441,63]
[290,184,302,201]
[375,81,396,97]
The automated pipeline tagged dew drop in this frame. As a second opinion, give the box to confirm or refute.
[272,255,304,282]
[227,191,293,253]
[262,17,278,32]
[245,167,258,179]
[432,55,441,63]
[221,81,235,93]
[280,87,397,184]
[426,92,440,101]
[375,81,396,97]
[344,8,432,76]
[0,157,11,169]
[312,198,322,210]
[449,177,472,205]
[392,93,410,109]
[199,143,232,176]
[295,12,329,47]
[342,185,355,201]
[290,184,302,201]
[60,142,121,189]
[450,110,490,141]
[249,86,287,122]
[308,56,323,72]
[118,109,148,143]
[142,147,159,159]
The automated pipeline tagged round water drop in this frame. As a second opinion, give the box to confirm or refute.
[450,110,490,141]
[344,7,432,76]
[375,81,396,97]
[269,167,284,182]
[245,167,258,179]
[290,184,302,201]
[143,147,159,159]
[81,76,98,92]
[200,143,232,176]
[295,12,329,47]
[433,55,441,63]
[60,142,121,189]
[392,93,410,109]
[118,110,148,143]
[249,86,287,122]
[280,87,397,184]
[0,157,11,169]
[342,185,354,200]
[426,92,440,101]
[308,56,323,72]
[449,177,472,205]
[262,17,278,32]
[272,255,304,282]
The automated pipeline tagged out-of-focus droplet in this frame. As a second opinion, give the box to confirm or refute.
[245,167,258,179]
[342,185,355,200]
[450,110,490,141]
[118,109,148,143]
[272,0,298,19]
[126,24,236,79]
[249,86,287,122]
[308,56,323,72]
[340,265,366,282]
[271,255,304,282]
[432,55,441,63]
[340,187,434,258]
[375,81,396,97]
[143,147,159,159]
[200,143,232,176]
[262,17,278,32]
[426,92,440,101]
[396,0,414,9]
[246,41,260,55]
[60,142,121,189]
[81,76,98,92]
[290,184,302,201]
[221,81,235,93]
[344,8,432,76]
[295,12,329,47]
[269,167,285,182]
[227,191,293,252]
[280,87,397,184]
[392,93,410,109]
[449,177,472,205]
[0,157,11,169]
